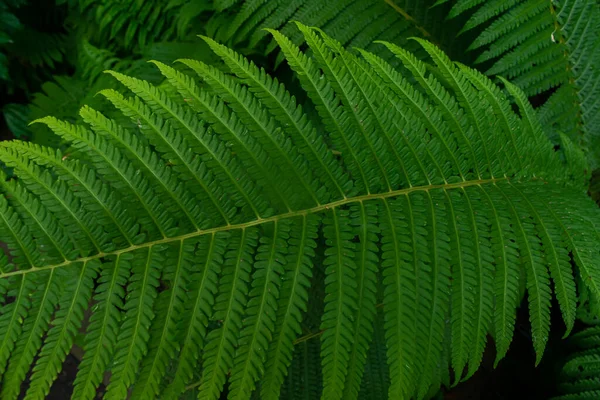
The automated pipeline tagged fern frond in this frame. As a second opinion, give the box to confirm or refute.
[0,141,135,248]
[0,148,106,254]
[67,0,191,50]
[150,61,272,220]
[223,31,352,199]
[78,105,205,233]
[415,191,451,396]
[270,27,376,193]
[378,196,417,398]
[33,116,173,239]
[361,43,470,182]
[340,202,379,400]
[0,28,599,400]
[0,170,73,264]
[102,78,293,214]
[0,182,38,269]
[320,207,357,400]
[449,0,600,167]
[101,73,231,227]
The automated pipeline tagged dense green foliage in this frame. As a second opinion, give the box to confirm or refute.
[445,0,600,170]
[553,323,600,399]
[0,1,599,399]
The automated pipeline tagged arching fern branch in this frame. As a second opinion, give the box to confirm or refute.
[0,24,599,400]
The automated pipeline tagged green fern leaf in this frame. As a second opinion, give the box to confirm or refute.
[161,232,229,399]
[320,207,357,400]
[260,215,319,400]
[228,220,291,399]
[201,34,351,200]
[71,255,130,400]
[0,275,34,379]
[25,261,98,399]
[104,248,161,399]
[197,228,257,400]
[131,240,194,398]
[0,27,599,400]
[1,270,65,400]
[177,58,322,208]
[358,309,390,400]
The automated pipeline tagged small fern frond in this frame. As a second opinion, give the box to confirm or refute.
[341,202,379,399]
[67,0,192,50]
[0,141,135,248]
[320,207,357,400]
[175,57,323,208]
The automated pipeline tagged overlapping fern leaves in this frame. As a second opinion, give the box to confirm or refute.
[0,24,599,400]
[60,0,212,50]
[208,0,465,63]
[553,324,600,399]
[445,0,600,167]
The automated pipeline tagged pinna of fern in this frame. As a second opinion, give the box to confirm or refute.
[0,24,599,400]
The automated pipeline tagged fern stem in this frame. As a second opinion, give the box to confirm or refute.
[0,177,509,279]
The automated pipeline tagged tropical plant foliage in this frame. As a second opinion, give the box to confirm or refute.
[552,323,600,399]
[207,0,465,61]
[444,0,600,170]
[0,22,599,399]
[1,1,600,399]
